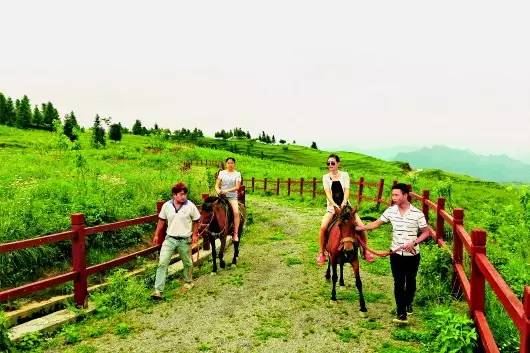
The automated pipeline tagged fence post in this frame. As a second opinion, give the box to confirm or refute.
[300,178,304,197]
[251,177,255,192]
[71,213,87,308]
[470,229,487,319]
[521,286,530,353]
[288,178,291,196]
[452,208,464,298]
[276,178,280,195]
[376,178,385,208]
[390,180,398,205]
[312,177,317,199]
[422,190,430,223]
[436,197,446,241]
[263,178,268,192]
[357,177,364,204]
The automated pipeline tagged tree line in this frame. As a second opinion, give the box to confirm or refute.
[0,91,318,149]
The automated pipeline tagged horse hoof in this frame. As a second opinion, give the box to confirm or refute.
[210,272,217,276]
[358,311,367,318]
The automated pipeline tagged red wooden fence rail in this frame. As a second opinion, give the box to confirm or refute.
[242,176,386,206]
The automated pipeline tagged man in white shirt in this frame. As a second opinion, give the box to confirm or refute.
[356,183,430,324]
[152,182,201,299]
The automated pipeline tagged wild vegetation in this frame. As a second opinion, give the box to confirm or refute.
[0,113,528,351]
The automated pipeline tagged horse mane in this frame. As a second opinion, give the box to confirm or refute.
[202,196,219,211]
[339,204,357,222]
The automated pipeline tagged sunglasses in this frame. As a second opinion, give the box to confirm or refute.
[326,161,336,166]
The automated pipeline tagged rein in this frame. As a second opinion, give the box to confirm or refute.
[355,235,414,257]
[200,198,229,239]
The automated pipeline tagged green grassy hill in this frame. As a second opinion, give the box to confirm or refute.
[1,125,528,351]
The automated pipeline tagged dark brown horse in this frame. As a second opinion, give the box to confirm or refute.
[324,205,367,314]
[199,195,246,273]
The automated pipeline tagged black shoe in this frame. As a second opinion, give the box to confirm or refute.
[406,304,413,315]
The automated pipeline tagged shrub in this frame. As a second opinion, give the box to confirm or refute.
[425,308,477,353]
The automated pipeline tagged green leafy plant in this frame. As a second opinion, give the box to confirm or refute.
[416,244,453,306]
[114,322,131,338]
[0,311,14,352]
[62,325,81,345]
[91,269,150,317]
[14,331,44,351]
[425,308,477,353]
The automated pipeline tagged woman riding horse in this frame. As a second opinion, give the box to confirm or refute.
[317,154,374,265]
[199,195,246,273]
[215,157,242,242]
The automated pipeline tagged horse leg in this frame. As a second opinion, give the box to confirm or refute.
[231,238,239,266]
[210,237,218,274]
[339,258,345,287]
[325,259,331,281]
[331,259,338,301]
[219,235,226,269]
[353,259,367,313]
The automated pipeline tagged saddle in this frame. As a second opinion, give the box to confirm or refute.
[217,195,245,234]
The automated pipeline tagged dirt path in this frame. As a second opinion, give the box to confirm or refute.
[46,195,424,353]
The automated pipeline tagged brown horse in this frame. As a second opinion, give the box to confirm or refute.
[324,205,367,314]
[199,195,246,273]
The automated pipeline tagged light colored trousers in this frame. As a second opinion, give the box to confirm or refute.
[154,236,192,292]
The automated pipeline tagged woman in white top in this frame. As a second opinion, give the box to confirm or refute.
[316,154,373,265]
[215,157,242,242]
[317,154,350,265]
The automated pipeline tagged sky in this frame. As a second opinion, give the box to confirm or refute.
[1,1,529,162]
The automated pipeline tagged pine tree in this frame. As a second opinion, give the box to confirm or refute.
[5,98,16,126]
[132,119,143,135]
[32,105,43,127]
[91,114,106,147]
[246,131,251,139]
[63,112,79,141]
[42,102,59,127]
[109,123,122,142]
[16,95,32,128]
[272,135,276,144]
[0,92,6,125]
[311,141,318,149]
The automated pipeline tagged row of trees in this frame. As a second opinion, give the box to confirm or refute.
[214,128,251,140]
[213,128,292,146]
[1,91,318,149]
[0,92,60,130]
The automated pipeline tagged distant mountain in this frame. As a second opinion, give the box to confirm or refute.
[395,145,530,183]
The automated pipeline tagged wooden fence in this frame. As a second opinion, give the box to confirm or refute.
[408,189,530,353]
[242,176,387,207]
[0,175,528,352]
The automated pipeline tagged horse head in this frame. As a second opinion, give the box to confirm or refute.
[337,205,358,252]
[199,196,219,234]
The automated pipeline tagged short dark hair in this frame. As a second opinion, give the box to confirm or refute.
[328,154,340,163]
[172,182,188,195]
[225,157,236,163]
[392,183,410,194]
